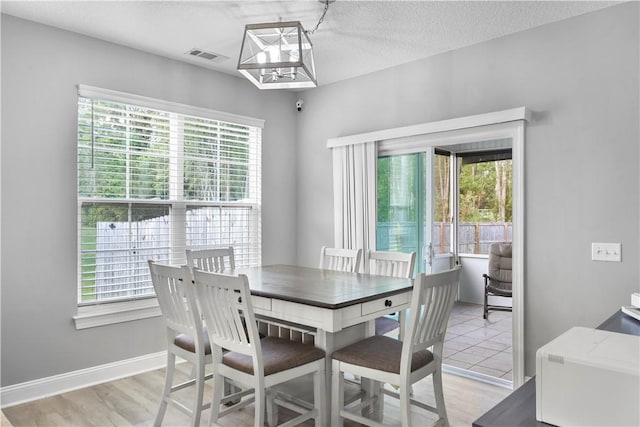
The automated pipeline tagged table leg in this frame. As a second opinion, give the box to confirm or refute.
[316,323,371,426]
[398,309,407,340]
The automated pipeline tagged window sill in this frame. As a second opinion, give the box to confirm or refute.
[458,253,489,259]
[73,298,161,330]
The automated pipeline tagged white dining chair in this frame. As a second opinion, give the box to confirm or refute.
[192,268,327,427]
[331,266,461,427]
[367,250,416,337]
[319,246,362,273]
[368,250,416,279]
[186,246,235,272]
[148,261,211,427]
[188,245,308,417]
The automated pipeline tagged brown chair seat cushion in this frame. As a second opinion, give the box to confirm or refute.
[175,329,212,355]
[175,324,263,356]
[375,316,400,336]
[223,337,325,376]
[331,335,433,374]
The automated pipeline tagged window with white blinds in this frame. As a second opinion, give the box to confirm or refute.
[77,86,262,305]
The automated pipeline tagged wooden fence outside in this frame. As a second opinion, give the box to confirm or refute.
[91,207,256,301]
[377,222,512,255]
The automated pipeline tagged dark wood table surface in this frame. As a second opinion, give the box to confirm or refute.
[235,264,413,309]
[473,310,640,427]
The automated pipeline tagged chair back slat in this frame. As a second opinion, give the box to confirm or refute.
[193,269,262,358]
[367,250,416,278]
[148,261,200,337]
[422,282,456,344]
[404,266,461,356]
[186,247,236,272]
[319,246,362,273]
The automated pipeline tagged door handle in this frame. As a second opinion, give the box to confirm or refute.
[423,243,434,267]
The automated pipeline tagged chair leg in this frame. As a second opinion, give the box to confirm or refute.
[433,367,449,427]
[191,359,205,427]
[254,378,266,427]
[331,360,344,427]
[399,376,412,427]
[483,289,488,319]
[208,372,224,426]
[155,351,175,427]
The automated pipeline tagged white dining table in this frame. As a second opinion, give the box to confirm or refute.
[233,264,414,425]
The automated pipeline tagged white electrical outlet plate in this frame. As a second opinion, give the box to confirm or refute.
[591,242,622,262]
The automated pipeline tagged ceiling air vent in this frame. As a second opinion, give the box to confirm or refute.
[186,48,228,63]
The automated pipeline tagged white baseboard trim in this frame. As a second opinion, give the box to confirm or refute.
[1,351,168,408]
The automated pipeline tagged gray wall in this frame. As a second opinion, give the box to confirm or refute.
[294,2,639,375]
[0,15,297,386]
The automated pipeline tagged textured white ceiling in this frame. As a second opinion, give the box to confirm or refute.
[1,0,620,87]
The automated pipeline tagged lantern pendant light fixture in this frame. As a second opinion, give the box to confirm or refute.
[237,1,333,89]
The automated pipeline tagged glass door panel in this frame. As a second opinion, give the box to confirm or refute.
[377,153,423,273]
[377,150,453,275]
[430,151,454,272]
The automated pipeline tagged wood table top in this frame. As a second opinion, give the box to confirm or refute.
[234,264,413,309]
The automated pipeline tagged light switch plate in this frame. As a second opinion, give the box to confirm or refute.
[591,242,622,262]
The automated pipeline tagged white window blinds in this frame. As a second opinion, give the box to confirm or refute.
[77,86,262,304]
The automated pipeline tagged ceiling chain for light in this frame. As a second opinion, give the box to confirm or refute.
[306,0,332,35]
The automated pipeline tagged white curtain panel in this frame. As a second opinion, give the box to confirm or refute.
[331,141,377,272]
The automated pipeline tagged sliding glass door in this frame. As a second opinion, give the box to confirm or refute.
[331,110,526,387]
[376,149,453,274]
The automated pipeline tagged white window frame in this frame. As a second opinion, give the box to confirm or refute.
[73,85,264,329]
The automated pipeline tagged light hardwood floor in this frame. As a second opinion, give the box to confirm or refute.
[2,363,509,426]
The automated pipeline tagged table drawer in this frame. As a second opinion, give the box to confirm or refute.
[253,296,272,311]
[361,293,410,316]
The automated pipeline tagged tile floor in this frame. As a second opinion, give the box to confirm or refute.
[443,302,513,381]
